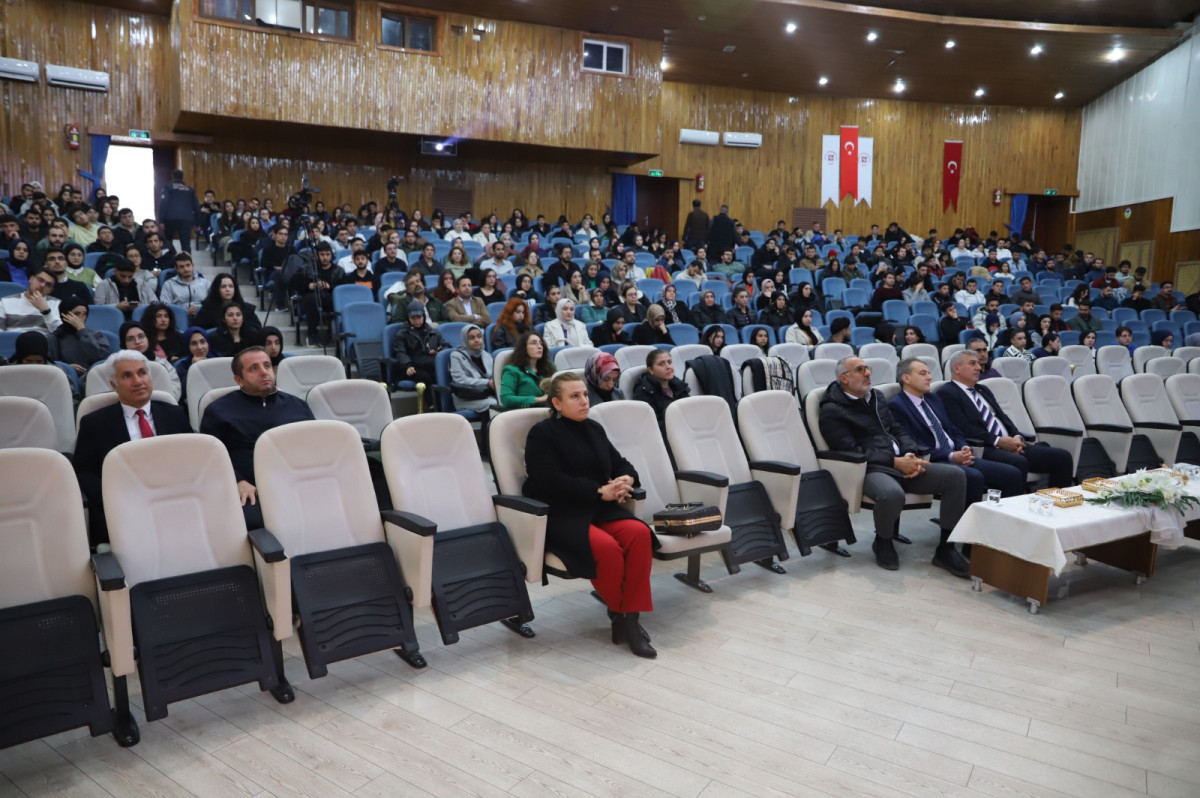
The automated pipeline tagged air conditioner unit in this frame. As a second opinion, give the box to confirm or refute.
[679,128,719,146]
[0,57,39,83]
[723,132,762,148]
[46,64,110,92]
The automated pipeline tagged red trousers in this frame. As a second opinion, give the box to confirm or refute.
[589,518,654,614]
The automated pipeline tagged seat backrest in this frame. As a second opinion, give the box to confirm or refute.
[874,382,900,402]
[1023,375,1084,431]
[197,385,239,426]
[275,354,346,399]
[1073,373,1133,426]
[1171,346,1200,365]
[1120,373,1177,425]
[1031,356,1072,381]
[803,385,832,448]
[616,364,646,400]
[0,396,57,450]
[858,342,897,363]
[255,420,382,555]
[590,401,680,516]
[767,342,809,372]
[671,344,711,376]
[664,396,752,483]
[554,345,600,371]
[940,343,965,365]
[720,344,761,398]
[864,357,896,385]
[1059,345,1097,376]
[813,342,853,361]
[75,390,177,428]
[187,357,237,431]
[0,364,75,453]
[488,408,546,496]
[382,414,496,531]
[1096,345,1134,382]
[992,356,1031,385]
[979,377,1036,438]
[0,449,93,611]
[103,435,252,586]
[1166,373,1200,422]
[738,390,818,471]
[307,379,393,440]
[901,343,938,361]
[916,356,940,380]
[615,344,657,372]
[1133,345,1167,372]
[1145,357,1185,380]
[797,359,837,398]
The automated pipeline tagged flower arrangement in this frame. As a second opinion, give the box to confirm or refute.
[1085,469,1199,516]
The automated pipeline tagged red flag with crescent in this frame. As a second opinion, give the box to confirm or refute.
[839,126,859,202]
[943,140,963,212]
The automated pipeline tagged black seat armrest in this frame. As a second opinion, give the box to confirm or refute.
[749,460,802,476]
[1180,419,1200,426]
[91,552,126,591]
[381,509,438,536]
[361,437,381,452]
[815,450,868,463]
[248,528,287,563]
[1133,421,1182,431]
[1085,423,1133,433]
[492,495,549,516]
[1034,425,1083,438]
[675,470,730,488]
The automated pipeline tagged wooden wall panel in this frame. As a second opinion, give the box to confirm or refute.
[174,0,662,155]
[639,83,1082,241]
[1074,198,1200,284]
[0,0,172,197]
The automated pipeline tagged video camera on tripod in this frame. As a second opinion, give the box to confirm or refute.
[287,173,321,213]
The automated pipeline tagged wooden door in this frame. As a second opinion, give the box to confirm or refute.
[1118,240,1155,273]
[1074,227,1118,265]
[1175,261,1200,297]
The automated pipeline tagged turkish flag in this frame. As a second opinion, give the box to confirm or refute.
[943,140,963,212]
[839,126,859,202]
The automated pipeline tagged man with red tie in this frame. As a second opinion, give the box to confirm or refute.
[74,349,191,547]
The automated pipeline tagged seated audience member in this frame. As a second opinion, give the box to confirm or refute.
[818,356,968,574]
[759,291,793,332]
[511,272,543,303]
[119,320,183,399]
[1010,276,1041,306]
[196,273,261,332]
[141,302,185,362]
[1045,304,1071,333]
[614,281,648,324]
[376,240,408,273]
[390,301,450,404]
[175,326,212,397]
[693,290,725,329]
[475,268,502,304]
[492,297,531,350]
[675,260,706,288]
[1001,329,1035,363]
[445,274,491,326]
[578,288,610,324]
[0,265,61,332]
[94,257,157,319]
[1151,281,1184,313]
[85,224,122,258]
[345,249,381,295]
[543,297,589,347]
[1030,331,1061,359]
[1092,284,1119,312]
[590,308,630,347]
[563,270,590,306]
[790,281,820,318]
[1121,285,1153,312]
[448,323,497,413]
[584,352,624,405]
[47,245,92,305]
[972,297,1005,332]
[386,270,446,325]
[702,324,726,355]
[785,308,823,346]
[1116,325,1136,354]
[522,371,657,658]
[500,330,555,408]
[901,325,926,348]
[632,347,690,434]
[871,271,904,311]
[827,316,852,345]
[140,230,176,274]
[158,252,210,320]
[2,237,33,286]
[724,287,755,330]
[74,350,190,545]
[261,326,285,367]
[1151,329,1174,351]
[964,334,1001,379]
[632,304,675,346]
[749,327,771,354]
[1068,299,1103,336]
[658,283,694,327]
[533,285,564,325]
[289,243,342,345]
[200,347,315,529]
[52,297,110,376]
[937,350,1074,488]
[209,302,262,360]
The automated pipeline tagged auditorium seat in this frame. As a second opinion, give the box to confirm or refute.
[991,356,1031,385]
[670,344,712,377]
[275,354,346,399]
[1072,374,1135,473]
[1096,345,1134,383]
[1059,345,1097,378]
[0,396,57,450]
[859,342,898,363]
[615,344,656,372]
[1120,373,1182,465]
[553,345,600,370]
[1031,356,1073,380]
[1133,345,1168,373]
[487,408,562,583]
[813,342,853,361]
[307,379,393,446]
[864,357,896,385]
[767,342,809,372]
[797,359,837,399]
[186,357,237,430]
[719,343,762,398]
[0,364,75,453]
[1022,375,1086,475]
[196,385,239,427]
[1145,357,1185,379]
[1170,346,1200,365]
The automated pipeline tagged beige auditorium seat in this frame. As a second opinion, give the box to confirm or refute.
[491,349,513,404]
[1119,374,1182,466]
[1031,356,1072,381]
[916,355,941,381]
[671,343,713,377]
[813,341,853,361]
[720,343,762,398]
[75,390,177,429]
[980,376,1048,486]
[665,396,796,572]
[1166,373,1200,429]
[1170,346,1200,365]
[1133,345,1168,373]
[307,379,393,444]
[196,385,239,427]
[1059,345,1097,378]
[0,448,137,749]
[253,419,425,673]
[1072,374,1134,473]
[1022,375,1086,475]
[992,356,1031,385]
[85,359,178,400]
[615,344,656,372]
[859,342,899,363]
[186,357,236,431]
[1145,357,1185,380]
[275,354,346,398]
[553,345,600,371]
[0,396,57,449]
[902,343,938,361]
[488,407,562,582]
[382,413,536,642]
[99,434,293,724]
[767,342,809,372]
[1191,357,1200,375]
[864,357,896,385]
[875,382,901,402]
[619,365,646,400]
[1096,345,1134,383]
[738,390,861,554]
[0,364,75,453]
[591,400,736,591]
[797,358,838,399]
[940,343,965,366]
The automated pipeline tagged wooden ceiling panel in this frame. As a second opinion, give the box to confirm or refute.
[850,1,1200,28]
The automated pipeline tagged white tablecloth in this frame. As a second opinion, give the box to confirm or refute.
[949,480,1196,575]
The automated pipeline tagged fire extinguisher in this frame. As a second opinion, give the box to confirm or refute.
[66,124,81,151]
[993,187,1003,206]
[696,173,705,193]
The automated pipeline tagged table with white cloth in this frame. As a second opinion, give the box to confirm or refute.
[948,478,1200,613]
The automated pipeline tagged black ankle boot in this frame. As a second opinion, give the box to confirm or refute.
[619,613,656,658]
[607,608,650,642]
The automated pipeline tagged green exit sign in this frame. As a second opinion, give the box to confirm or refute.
[1043,189,1058,195]
[648,169,663,177]
[128,129,151,139]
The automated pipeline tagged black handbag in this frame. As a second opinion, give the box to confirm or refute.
[652,502,722,537]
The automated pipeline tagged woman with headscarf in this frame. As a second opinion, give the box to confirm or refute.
[175,326,212,400]
[590,308,630,347]
[577,288,610,324]
[658,283,693,327]
[692,289,725,330]
[448,323,497,412]
[261,326,285,367]
[759,291,794,332]
[1152,329,1175,351]
[584,351,624,405]
[784,308,823,346]
[1,238,32,286]
[632,304,675,346]
[543,297,589,347]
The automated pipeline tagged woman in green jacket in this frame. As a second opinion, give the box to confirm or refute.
[500,330,556,408]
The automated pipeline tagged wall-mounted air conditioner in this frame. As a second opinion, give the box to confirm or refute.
[46,64,110,92]
[0,57,39,83]
[679,128,719,146]
[723,132,762,148]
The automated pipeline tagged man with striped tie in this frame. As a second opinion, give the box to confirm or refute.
[937,350,1075,489]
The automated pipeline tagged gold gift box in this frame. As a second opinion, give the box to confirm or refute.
[1148,467,1188,484]
[1081,477,1120,493]
[1036,488,1084,507]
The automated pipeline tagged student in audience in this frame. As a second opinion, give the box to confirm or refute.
[613,281,648,325]
[448,323,497,413]
[441,245,469,278]
[590,308,629,347]
[675,260,706,288]
[257,326,283,367]
[785,308,822,346]
[691,289,723,330]
[408,242,440,276]
[578,288,609,324]
[759,291,794,332]
[500,330,554,408]
[902,325,927,347]
[543,297,589,347]
[1,238,32,285]
[724,287,754,330]
[122,244,162,297]
[871,271,905,311]
[955,277,985,311]
[142,302,185,361]
[45,246,92,305]
[534,284,563,325]
[1152,329,1174,351]
[584,351,624,405]
[175,326,212,395]
[158,252,209,320]
[195,273,259,332]
[118,320,182,399]
[827,316,852,345]
[209,303,261,360]
[702,325,727,355]
[0,265,60,332]
[1116,325,1136,354]
[511,272,542,303]
[491,297,530,350]
[657,283,692,327]
[632,304,674,346]
[432,269,458,304]
[344,249,381,295]
[749,327,771,354]
[475,268,502,304]
[445,274,491,326]
[563,269,590,306]
[391,301,449,404]
[51,297,110,376]
[1030,331,1061,359]
[93,257,155,319]
[1079,329,1098,350]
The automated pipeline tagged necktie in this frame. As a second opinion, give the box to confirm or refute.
[968,387,1004,439]
[918,400,952,453]
[135,408,155,439]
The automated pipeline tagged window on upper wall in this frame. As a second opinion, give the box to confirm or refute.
[198,0,255,23]
[380,10,438,53]
[582,38,628,76]
[200,0,354,40]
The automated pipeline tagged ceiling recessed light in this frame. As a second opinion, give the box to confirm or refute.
[818,76,829,86]
[660,57,669,70]
[785,22,797,34]
[1106,45,1125,62]
[945,40,956,49]
[742,72,750,78]
[722,45,736,53]
[1055,91,1065,100]
[974,87,985,97]
[1030,44,1044,56]
[893,79,905,93]
[866,31,878,42]
[698,15,706,22]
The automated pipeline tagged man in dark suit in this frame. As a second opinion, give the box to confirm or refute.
[936,350,1075,487]
[74,350,191,547]
[707,204,736,256]
[888,358,1027,503]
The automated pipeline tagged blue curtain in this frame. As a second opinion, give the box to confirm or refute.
[78,134,111,199]
[1007,194,1029,237]
[612,174,636,227]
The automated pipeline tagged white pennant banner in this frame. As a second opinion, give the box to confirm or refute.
[820,133,874,207]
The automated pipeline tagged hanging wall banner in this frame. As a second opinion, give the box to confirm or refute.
[821,128,874,207]
[943,140,963,212]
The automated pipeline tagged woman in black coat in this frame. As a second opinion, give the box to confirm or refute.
[522,372,658,658]
[631,348,691,432]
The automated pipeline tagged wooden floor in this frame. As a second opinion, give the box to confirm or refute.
[4,503,1200,798]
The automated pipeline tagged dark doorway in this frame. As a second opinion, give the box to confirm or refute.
[1024,195,1072,251]
[634,176,680,240]
[151,145,179,218]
